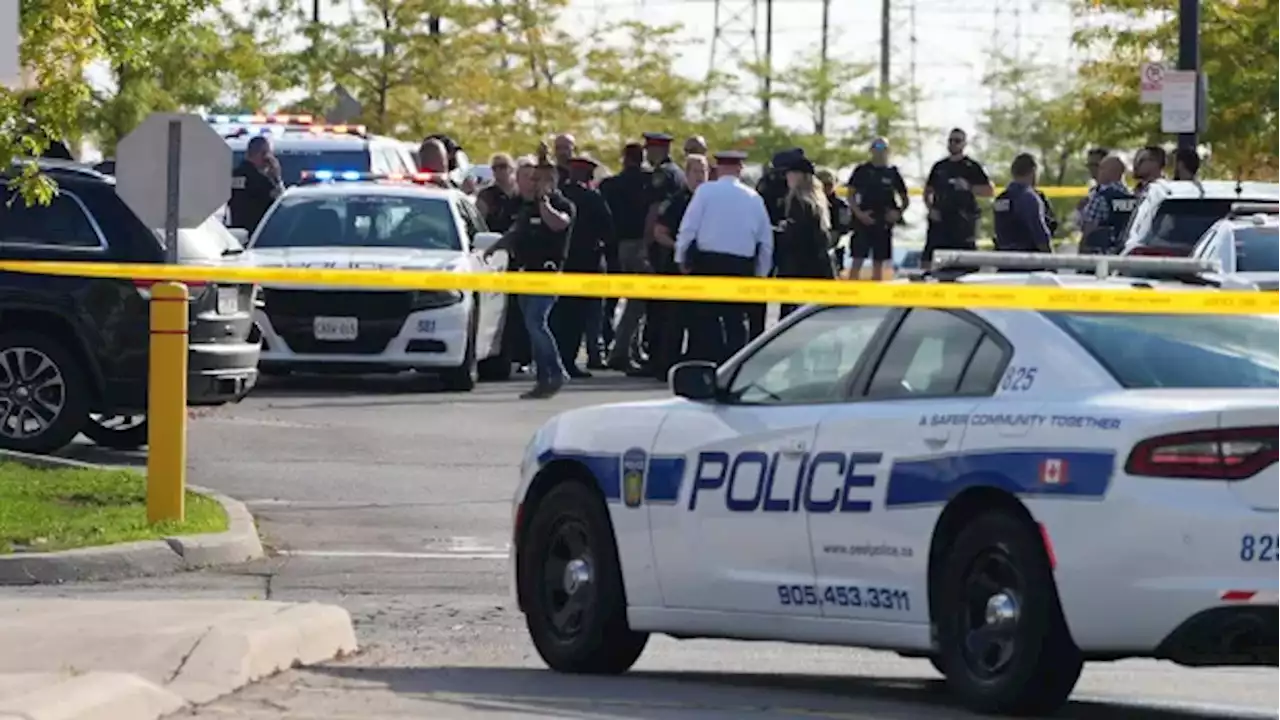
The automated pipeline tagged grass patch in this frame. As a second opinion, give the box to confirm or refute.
[0,462,227,555]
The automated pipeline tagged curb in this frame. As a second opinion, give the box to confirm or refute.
[0,450,264,585]
[0,672,185,720]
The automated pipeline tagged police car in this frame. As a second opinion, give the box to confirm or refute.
[240,171,512,390]
[1189,202,1279,290]
[511,251,1278,716]
[211,114,419,186]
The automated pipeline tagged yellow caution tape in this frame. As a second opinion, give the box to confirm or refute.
[0,260,1273,316]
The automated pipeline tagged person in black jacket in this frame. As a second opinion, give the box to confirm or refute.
[483,153,575,398]
[597,143,652,370]
[775,156,834,318]
[228,135,283,233]
[551,155,616,379]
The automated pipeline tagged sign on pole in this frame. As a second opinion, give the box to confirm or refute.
[115,113,232,262]
[1160,70,1198,134]
[0,0,19,90]
[1139,62,1165,105]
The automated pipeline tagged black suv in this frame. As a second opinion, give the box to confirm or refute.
[0,160,261,453]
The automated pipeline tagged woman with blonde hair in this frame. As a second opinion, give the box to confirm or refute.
[775,156,834,318]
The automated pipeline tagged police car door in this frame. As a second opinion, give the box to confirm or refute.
[650,306,895,615]
[808,309,1007,630]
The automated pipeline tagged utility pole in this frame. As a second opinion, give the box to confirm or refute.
[817,0,831,136]
[877,0,890,137]
[312,0,320,23]
[763,0,774,126]
[1176,0,1200,153]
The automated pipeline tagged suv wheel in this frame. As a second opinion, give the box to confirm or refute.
[439,305,478,392]
[0,332,90,454]
[936,510,1083,715]
[82,414,148,450]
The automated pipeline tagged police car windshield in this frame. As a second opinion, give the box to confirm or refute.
[1044,313,1279,389]
[1147,199,1268,248]
[251,194,461,252]
[1233,226,1279,271]
[233,150,371,187]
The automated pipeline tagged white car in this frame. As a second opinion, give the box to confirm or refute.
[240,173,512,390]
[1189,203,1279,290]
[510,252,1278,715]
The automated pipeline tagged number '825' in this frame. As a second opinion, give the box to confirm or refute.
[1241,534,1279,562]
[1000,366,1036,392]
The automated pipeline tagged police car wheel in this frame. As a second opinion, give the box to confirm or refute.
[937,510,1082,716]
[520,480,648,674]
[439,305,479,392]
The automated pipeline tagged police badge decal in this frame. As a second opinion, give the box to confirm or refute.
[621,447,647,508]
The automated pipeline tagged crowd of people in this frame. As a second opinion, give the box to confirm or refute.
[221,124,1204,400]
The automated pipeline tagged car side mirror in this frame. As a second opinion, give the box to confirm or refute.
[227,228,249,245]
[473,231,502,253]
[670,361,719,401]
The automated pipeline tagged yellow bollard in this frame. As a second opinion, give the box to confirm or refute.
[147,282,189,524]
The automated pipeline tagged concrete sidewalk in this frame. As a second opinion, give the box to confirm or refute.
[0,598,358,720]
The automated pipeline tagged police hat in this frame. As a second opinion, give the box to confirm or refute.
[771,147,805,168]
[780,155,816,174]
[642,132,674,146]
[714,150,748,165]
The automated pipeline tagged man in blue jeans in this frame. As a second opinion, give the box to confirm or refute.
[485,153,576,399]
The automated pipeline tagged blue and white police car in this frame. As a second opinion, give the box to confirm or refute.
[510,252,1279,715]
[240,171,511,390]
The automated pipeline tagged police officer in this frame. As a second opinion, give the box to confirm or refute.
[637,132,688,373]
[552,133,576,187]
[923,128,993,269]
[551,155,616,379]
[1078,155,1136,254]
[228,135,283,233]
[417,137,461,189]
[597,143,652,368]
[675,150,773,365]
[846,137,909,280]
[483,155,575,399]
[992,153,1053,253]
[751,148,803,336]
[476,153,521,233]
[651,153,709,379]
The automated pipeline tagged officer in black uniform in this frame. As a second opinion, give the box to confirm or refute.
[635,132,688,374]
[551,155,617,379]
[597,143,651,364]
[650,153,709,380]
[846,137,909,280]
[1079,155,1137,254]
[228,135,283,233]
[475,153,521,233]
[923,128,993,268]
[992,153,1053,253]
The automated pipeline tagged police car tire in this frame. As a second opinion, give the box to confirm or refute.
[937,510,1082,716]
[0,331,90,455]
[520,480,649,674]
[439,305,479,392]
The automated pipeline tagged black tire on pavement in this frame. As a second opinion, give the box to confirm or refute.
[520,480,649,674]
[82,414,148,450]
[0,331,90,454]
[439,304,479,392]
[936,509,1083,716]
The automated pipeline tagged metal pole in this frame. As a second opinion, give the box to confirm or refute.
[818,0,830,135]
[164,120,181,265]
[1176,0,1200,153]
[878,0,891,136]
[312,0,320,23]
[762,0,773,126]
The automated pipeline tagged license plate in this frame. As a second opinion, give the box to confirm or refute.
[216,287,239,315]
[314,316,358,341]
[417,319,435,334]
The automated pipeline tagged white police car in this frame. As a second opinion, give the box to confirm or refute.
[241,171,511,390]
[210,114,419,186]
[511,252,1279,715]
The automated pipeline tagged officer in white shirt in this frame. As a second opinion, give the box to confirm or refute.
[675,150,774,364]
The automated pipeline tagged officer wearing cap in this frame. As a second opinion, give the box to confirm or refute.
[650,153,710,379]
[992,153,1053,253]
[675,149,773,364]
[551,155,617,379]
[846,137,909,280]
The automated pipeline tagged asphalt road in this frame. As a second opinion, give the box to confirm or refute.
[6,370,1278,720]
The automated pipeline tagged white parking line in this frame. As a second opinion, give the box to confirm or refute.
[277,549,508,561]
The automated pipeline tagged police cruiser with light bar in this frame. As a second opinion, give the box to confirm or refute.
[510,250,1278,716]
[239,170,511,390]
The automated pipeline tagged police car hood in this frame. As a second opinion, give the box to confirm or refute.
[239,245,466,272]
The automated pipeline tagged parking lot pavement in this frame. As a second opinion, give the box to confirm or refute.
[9,372,1279,719]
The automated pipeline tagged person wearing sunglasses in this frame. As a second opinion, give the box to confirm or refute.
[922,128,993,269]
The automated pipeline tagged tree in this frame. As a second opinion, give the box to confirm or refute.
[977,51,1091,187]
[1071,0,1279,179]
[2,0,101,204]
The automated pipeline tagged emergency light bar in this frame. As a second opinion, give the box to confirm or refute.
[1227,202,1279,217]
[205,113,315,125]
[932,250,1222,279]
[299,170,441,185]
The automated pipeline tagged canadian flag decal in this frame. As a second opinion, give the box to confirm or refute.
[1040,458,1068,486]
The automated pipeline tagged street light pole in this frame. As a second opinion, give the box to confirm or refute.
[1176,0,1200,153]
